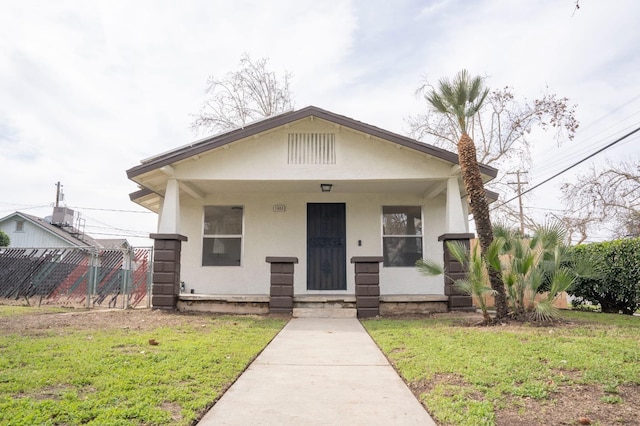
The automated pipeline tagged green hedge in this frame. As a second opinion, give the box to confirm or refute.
[569,238,640,315]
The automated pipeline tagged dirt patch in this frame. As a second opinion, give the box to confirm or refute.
[408,373,470,395]
[160,401,183,423]
[0,306,237,336]
[19,385,76,401]
[496,383,640,426]
[406,375,640,425]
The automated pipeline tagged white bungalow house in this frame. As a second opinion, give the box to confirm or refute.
[126,106,497,317]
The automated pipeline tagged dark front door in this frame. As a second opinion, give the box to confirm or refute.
[307,203,346,290]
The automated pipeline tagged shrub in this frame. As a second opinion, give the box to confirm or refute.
[494,222,576,321]
[0,231,9,247]
[569,238,640,315]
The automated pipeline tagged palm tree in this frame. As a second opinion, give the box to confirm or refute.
[425,69,508,319]
[494,222,579,321]
[416,239,501,323]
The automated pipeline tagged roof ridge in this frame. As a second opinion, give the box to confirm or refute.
[126,105,498,180]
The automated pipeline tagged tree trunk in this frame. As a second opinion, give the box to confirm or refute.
[457,133,509,319]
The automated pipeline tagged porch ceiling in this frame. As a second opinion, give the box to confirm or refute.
[180,178,452,197]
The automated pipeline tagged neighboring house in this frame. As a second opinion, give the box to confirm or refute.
[95,239,131,250]
[0,209,129,250]
[126,106,498,316]
[0,208,100,248]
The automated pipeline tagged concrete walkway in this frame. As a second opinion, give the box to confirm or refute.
[198,318,437,425]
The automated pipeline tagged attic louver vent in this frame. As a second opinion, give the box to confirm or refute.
[287,133,335,164]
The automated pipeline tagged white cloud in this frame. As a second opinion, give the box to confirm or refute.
[1,0,639,244]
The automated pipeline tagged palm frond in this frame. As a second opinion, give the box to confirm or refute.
[467,72,482,101]
[426,92,448,114]
[446,241,470,265]
[485,237,504,272]
[424,69,489,134]
[532,300,560,322]
[548,267,575,297]
[453,278,474,296]
[415,258,444,277]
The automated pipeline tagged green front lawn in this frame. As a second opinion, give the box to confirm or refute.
[0,307,286,425]
[363,311,640,425]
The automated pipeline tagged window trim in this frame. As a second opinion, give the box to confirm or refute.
[381,205,423,267]
[15,220,25,233]
[202,205,244,267]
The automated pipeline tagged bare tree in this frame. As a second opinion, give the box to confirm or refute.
[191,54,294,135]
[561,160,640,240]
[554,214,592,245]
[407,84,579,232]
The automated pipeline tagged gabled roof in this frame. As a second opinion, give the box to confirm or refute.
[0,211,101,248]
[95,238,130,249]
[126,105,498,179]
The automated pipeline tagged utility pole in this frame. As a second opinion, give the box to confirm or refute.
[55,181,63,207]
[507,171,529,236]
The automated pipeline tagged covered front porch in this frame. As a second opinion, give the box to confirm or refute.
[150,217,473,317]
[126,107,499,316]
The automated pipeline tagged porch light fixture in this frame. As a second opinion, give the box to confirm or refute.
[320,183,333,192]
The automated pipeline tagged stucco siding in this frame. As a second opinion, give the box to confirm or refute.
[178,191,444,296]
[170,121,453,182]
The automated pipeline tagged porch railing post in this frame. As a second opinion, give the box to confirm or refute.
[149,234,188,310]
[266,257,298,314]
[438,233,475,311]
[350,256,383,318]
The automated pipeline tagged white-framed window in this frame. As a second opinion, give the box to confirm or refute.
[15,220,24,232]
[382,206,423,267]
[202,206,243,266]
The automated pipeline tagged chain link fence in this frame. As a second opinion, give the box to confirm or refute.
[0,246,153,309]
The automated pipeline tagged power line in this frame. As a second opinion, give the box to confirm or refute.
[80,213,153,236]
[0,204,52,214]
[90,231,151,238]
[0,203,153,215]
[524,206,566,212]
[69,206,154,214]
[530,95,640,177]
[532,123,640,176]
[492,124,640,210]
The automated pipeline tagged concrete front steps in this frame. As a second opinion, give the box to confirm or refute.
[293,307,357,318]
[293,295,357,318]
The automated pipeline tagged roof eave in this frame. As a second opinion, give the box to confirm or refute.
[126,106,498,181]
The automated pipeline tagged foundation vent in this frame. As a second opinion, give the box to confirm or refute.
[287,133,335,164]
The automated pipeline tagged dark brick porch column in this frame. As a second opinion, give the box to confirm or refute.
[351,256,383,318]
[266,257,298,314]
[150,233,188,310]
[438,233,475,311]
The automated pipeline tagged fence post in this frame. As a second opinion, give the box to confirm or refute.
[86,250,93,309]
[146,247,153,308]
[123,247,131,309]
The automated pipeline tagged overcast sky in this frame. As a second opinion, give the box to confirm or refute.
[1,0,638,245]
